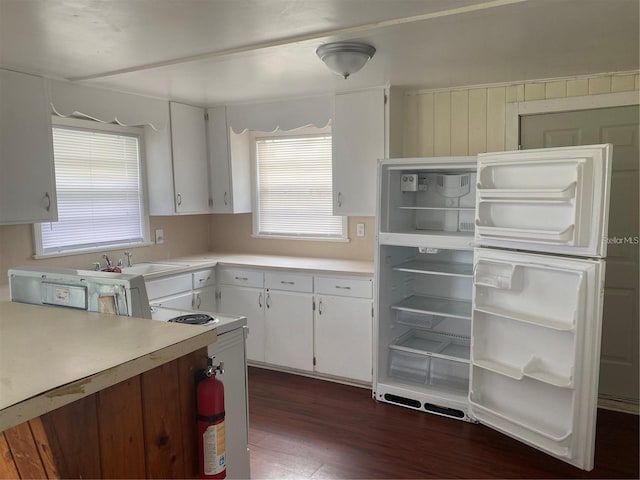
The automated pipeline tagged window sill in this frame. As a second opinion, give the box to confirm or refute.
[33,241,156,260]
[251,234,350,243]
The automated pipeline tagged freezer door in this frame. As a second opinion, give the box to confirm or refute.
[475,144,612,257]
[469,248,605,471]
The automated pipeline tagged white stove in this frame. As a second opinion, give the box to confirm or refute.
[150,306,245,335]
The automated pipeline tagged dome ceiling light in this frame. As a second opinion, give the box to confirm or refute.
[315,42,376,79]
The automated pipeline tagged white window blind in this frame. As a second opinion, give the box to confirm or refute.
[255,134,344,238]
[38,124,146,255]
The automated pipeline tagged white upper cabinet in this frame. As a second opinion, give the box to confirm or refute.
[475,144,612,257]
[0,69,57,224]
[333,88,385,216]
[206,106,251,214]
[169,102,211,214]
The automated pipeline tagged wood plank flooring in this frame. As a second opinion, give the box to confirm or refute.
[247,367,639,479]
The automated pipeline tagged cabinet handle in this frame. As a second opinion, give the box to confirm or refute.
[191,295,195,309]
[266,293,271,309]
[335,285,351,290]
[199,276,210,283]
[44,192,51,212]
[176,193,182,206]
[280,281,295,285]
[318,299,323,315]
[337,192,342,207]
[224,192,228,205]
[235,276,248,281]
[196,294,201,309]
[258,293,263,308]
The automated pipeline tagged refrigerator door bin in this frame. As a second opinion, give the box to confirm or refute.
[474,258,585,332]
[469,367,575,454]
[472,311,576,388]
[475,144,611,257]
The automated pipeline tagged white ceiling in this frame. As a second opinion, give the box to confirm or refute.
[0,0,638,106]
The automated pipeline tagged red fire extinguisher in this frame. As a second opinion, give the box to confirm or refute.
[197,358,226,479]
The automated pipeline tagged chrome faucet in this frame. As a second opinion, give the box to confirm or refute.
[102,254,113,268]
[124,251,133,267]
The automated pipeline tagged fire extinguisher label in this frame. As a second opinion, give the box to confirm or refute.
[203,422,226,475]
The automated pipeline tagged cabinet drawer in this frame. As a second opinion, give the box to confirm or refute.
[265,271,313,293]
[146,273,192,300]
[218,267,264,288]
[315,276,373,298]
[193,268,216,288]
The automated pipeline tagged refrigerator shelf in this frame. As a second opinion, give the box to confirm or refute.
[389,330,470,363]
[393,260,473,277]
[473,358,573,388]
[474,305,575,331]
[397,206,475,211]
[392,295,472,320]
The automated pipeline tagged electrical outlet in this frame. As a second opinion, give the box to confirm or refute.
[356,223,365,237]
[155,229,165,244]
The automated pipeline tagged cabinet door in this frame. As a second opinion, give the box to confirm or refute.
[170,102,210,214]
[315,295,373,382]
[332,89,385,216]
[218,285,265,362]
[0,69,57,224]
[264,290,314,371]
[207,106,251,214]
[193,286,216,312]
[207,328,250,480]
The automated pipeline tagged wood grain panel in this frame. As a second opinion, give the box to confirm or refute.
[97,377,146,479]
[402,94,419,157]
[27,419,58,479]
[41,394,100,479]
[505,84,524,103]
[3,422,46,479]
[566,78,589,97]
[611,75,636,92]
[141,361,186,479]
[451,90,469,155]
[524,82,545,100]
[417,93,435,157]
[178,348,208,478]
[0,433,19,479]
[589,76,612,95]
[545,80,567,99]
[486,86,506,151]
[468,88,487,154]
[434,91,451,156]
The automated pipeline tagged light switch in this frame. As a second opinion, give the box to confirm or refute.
[155,229,165,244]
[356,223,365,237]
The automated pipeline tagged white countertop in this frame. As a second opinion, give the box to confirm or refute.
[141,252,374,280]
[0,301,218,432]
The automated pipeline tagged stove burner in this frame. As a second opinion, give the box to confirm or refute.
[168,313,217,325]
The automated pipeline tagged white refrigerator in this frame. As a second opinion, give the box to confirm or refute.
[374,144,612,471]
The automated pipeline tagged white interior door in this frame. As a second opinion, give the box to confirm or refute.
[469,247,605,471]
[520,105,639,404]
[475,144,612,257]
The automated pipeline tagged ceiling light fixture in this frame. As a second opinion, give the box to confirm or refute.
[316,42,376,79]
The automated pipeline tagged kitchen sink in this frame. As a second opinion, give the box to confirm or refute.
[121,263,186,275]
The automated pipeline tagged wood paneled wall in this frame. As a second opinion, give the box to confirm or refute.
[402,72,640,157]
[0,349,208,479]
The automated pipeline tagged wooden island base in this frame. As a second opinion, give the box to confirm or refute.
[0,348,208,479]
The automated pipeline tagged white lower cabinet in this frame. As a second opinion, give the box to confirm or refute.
[207,327,250,479]
[218,284,265,363]
[313,275,374,383]
[314,295,373,382]
[264,290,314,371]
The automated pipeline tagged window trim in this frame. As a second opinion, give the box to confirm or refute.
[33,116,151,258]
[250,126,348,242]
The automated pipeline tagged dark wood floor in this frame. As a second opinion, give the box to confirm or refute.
[247,367,639,479]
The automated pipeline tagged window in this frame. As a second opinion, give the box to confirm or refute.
[35,117,149,256]
[253,128,346,240]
